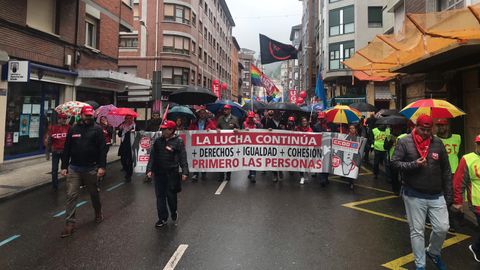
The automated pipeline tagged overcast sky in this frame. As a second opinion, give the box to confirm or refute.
[225,0,303,57]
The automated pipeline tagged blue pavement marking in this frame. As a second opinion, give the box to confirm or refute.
[106,182,125,192]
[53,201,88,217]
[0,235,21,247]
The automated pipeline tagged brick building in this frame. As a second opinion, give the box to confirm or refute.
[230,36,241,103]
[0,0,149,162]
[118,0,236,107]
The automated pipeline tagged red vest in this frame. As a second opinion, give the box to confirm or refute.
[49,125,70,152]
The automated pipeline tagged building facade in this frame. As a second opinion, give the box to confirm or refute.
[0,0,149,162]
[118,0,235,105]
[238,48,256,100]
[230,37,241,103]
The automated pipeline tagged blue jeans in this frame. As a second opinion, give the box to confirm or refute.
[403,193,449,268]
[51,152,63,189]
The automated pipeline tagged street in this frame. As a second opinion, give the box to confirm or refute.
[0,161,476,270]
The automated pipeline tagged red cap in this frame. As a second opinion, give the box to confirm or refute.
[160,120,177,129]
[224,104,232,109]
[288,116,295,121]
[58,113,68,119]
[436,118,449,125]
[475,135,480,143]
[81,105,94,116]
[317,112,326,119]
[247,111,255,118]
[416,114,433,128]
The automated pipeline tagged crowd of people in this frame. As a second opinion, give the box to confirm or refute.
[43,103,480,268]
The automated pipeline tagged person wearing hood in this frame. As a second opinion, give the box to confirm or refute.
[146,120,188,228]
[60,105,107,238]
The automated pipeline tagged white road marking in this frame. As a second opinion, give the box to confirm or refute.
[214,181,228,195]
[163,244,188,270]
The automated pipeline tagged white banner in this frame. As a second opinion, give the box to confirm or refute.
[132,130,366,179]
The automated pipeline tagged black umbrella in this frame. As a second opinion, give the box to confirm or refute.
[242,100,267,111]
[376,115,407,126]
[168,86,218,105]
[378,109,402,117]
[349,102,376,112]
[85,100,100,110]
[266,102,303,112]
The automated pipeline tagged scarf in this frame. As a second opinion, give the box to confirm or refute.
[412,128,431,159]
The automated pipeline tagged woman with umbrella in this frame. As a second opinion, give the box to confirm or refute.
[117,113,136,182]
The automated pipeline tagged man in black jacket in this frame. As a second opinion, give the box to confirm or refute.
[60,105,107,238]
[392,114,451,270]
[146,120,188,227]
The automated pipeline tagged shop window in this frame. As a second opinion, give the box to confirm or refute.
[85,15,99,49]
[368,7,383,28]
[163,35,190,55]
[26,0,58,34]
[329,5,354,36]
[162,66,189,85]
[329,40,354,70]
[164,3,191,24]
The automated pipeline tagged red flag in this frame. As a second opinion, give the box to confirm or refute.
[162,104,170,122]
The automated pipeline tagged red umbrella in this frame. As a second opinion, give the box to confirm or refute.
[108,108,138,118]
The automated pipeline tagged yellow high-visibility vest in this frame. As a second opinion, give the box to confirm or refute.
[438,134,461,173]
[372,128,390,152]
[463,152,480,206]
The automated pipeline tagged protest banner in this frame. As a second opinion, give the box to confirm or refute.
[330,133,366,179]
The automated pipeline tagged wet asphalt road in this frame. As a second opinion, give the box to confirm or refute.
[0,161,478,270]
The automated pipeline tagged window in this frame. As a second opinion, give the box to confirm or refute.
[204,52,207,63]
[199,47,203,59]
[26,0,58,34]
[204,28,208,40]
[162,66,189,85]
[192,12,196,27]
[164,4,191,24]
[204,3,208,14]
[368,7,383,28]
[163,35,190,55]
[119,35,138,48]
[329,5,354,36]
[199,21,203,34]
[191,70,196,84]
[329,41,354,70]
[192,41,196,55]
[85,16,98,48]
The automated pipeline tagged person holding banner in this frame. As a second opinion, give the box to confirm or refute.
[312,112,330,187]
[391,115,451,270]
[118,116,135,182]
[296,116,313,185]
[244,111,262,183]
[263,110,286,182]
[189,107,216,181]
[286,116,296,131]
[216,104,240,182]
[146,120,188,227]
[344,124,362,190]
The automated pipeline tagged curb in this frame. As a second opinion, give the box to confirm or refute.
[0,159,121,203]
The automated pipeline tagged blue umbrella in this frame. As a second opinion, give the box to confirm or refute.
[207,100,246,118]
[300,104,323,113]
[167,106,196,120]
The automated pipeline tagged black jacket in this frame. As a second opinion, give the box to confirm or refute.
[391,134,452,203]
[62,121,107,169]
[146,134,188,175]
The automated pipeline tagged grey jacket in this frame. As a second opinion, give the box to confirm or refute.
[216,114,240,130]
[391,133,452,203]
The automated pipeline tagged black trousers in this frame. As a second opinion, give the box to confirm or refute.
[154,172,177,222]
[373,150,387,176]
[120,153,133,178]
[390,164,401,194]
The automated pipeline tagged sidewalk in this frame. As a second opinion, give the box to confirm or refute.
[0,145,120,201]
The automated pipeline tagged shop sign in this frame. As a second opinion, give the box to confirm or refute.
[8,61,29,82]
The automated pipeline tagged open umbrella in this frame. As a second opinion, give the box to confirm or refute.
[400,99,466,121]
[167,106,196,121]
[349,102,376,112]
[108,108,138,118]
[300,103,323,113]
[243,100,267,111]
[376,109,401,118]
[55,101,90,116]
[325,105,362,124]
[95,104,126,127]
[375,115,408,126]
[168,86,218,105]
[207,100,246,118]
[266,102,303,113]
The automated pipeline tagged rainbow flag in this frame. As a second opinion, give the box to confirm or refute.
[250,64,262,86]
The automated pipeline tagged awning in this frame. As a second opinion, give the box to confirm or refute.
[343,3,480,80]
[333,96,366,105]
[77,70,151,92]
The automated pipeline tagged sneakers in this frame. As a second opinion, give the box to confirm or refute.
[426,250,447,270]
[172,212,178,225]
[225,175,231,181]
[273,176,278,182]
[469,245,480,263]
[60,223,75,238]
[95,211,104,223]
[300,177,305,185]
[191,174,198,182]
[155,220,167,227]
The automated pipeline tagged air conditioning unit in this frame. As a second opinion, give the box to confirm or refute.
[65,54,72,67]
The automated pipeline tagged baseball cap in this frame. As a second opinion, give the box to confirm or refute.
[288,116,295,121]
[160,120,177,130]
[317,112,326,119]
[416,114,433,128]
[58,113,68,119]
[81,105,94,116]
[436,118,449,125]
[247,111,255,118]
[224,104,232,109]
[475,134,480,143]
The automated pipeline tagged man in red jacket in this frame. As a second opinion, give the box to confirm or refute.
[47,113,70,190]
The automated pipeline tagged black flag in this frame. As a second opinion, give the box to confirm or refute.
[259,34,298,64]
